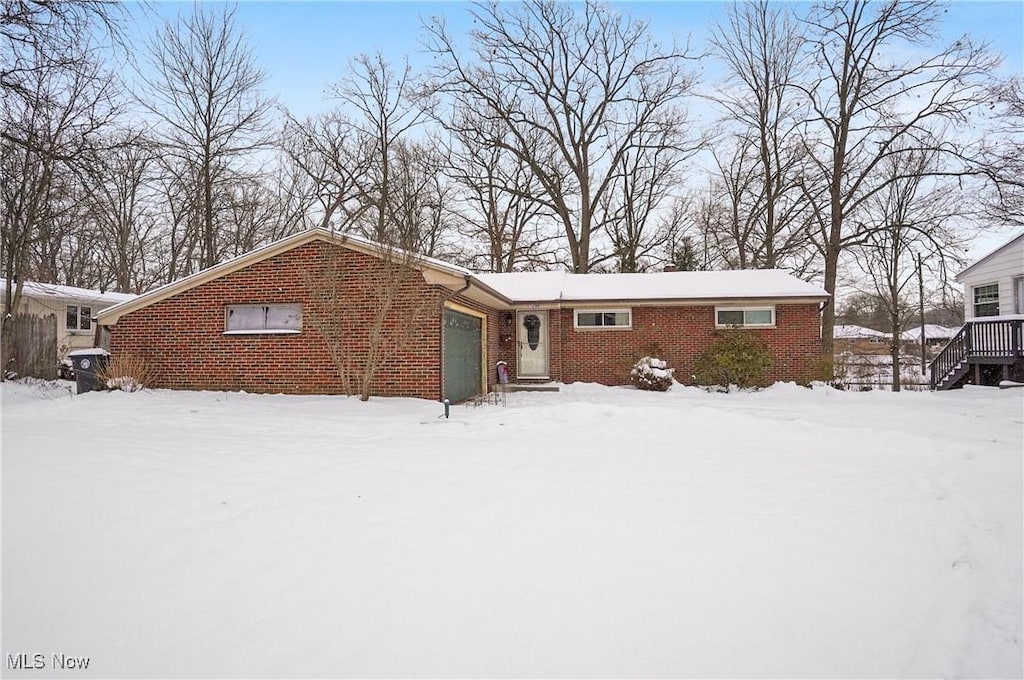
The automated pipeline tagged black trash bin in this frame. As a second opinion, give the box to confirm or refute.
[68,349,110,394]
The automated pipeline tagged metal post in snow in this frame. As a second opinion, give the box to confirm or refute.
[916,251,926,377]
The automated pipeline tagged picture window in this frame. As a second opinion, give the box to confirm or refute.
[225,304,302,334]
[715,306,775,328]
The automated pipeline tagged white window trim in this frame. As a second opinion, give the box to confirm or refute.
[224,303,302,334]
[972,282,999,317]
[223,329,301,335]
[66,304,92,332]
[573,308,632,330]
[715,305,776,329]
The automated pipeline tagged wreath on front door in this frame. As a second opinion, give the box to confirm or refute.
[522,314,541,351]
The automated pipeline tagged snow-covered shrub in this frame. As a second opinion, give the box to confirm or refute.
[630,356,675,391]
[97,353,157,393]
[692,329,773,390]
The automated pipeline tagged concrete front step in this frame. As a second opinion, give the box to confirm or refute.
[497,383,561,393]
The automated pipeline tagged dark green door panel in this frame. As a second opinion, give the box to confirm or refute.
[443,310,482,403]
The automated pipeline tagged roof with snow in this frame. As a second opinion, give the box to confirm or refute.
[96,229,828,324]
[97,229,473,324]
[475,269,828,304]
[834,324,889,339]
[900,324,961,342]
[2,278,136,307]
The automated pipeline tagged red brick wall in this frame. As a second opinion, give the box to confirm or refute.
[110,239,822,397]
[109,241,453,399]
[556,304,822,386]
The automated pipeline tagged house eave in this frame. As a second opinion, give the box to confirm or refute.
[502,295,830,308]
[955,232,1024,282]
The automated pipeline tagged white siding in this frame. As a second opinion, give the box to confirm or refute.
[0,289,129,357]
[958,236,1024,320]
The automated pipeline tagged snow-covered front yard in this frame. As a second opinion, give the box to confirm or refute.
[2,380,1021,678]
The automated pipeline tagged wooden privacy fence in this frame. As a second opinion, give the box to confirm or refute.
[2,314,57,380]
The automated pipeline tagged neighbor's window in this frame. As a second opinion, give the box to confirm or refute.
[973,283,999,317]
[225,304,302,334]
[715,306,775,328]
[66,305,92,331]
[574,309,632,329]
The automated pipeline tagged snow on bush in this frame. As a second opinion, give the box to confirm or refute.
[98,352,156,393]
[105,376,144,392]
[630,356,674,391]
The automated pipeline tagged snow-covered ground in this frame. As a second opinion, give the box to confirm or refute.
[2,380,1021,678]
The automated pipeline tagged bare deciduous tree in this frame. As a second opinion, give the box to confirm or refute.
[707,1,814,273]
[436,107,559,272]
[2,12,120,375]
[330,52,429,247]
[425,0,701,272]
[796,0,998,356]
[281,109,372,231]
[848,148,967,390]
[980,76,1024,228]
[602,124,685,272]
[79,129,160,293]
[140,4,272,270]
[1,0,124,110]
[303,241,436,401]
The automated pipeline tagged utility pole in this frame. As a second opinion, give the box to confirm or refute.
[915,251,926,378]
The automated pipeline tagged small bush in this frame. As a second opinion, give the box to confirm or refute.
[97,353,157,393]
[630,356,675,391]
[692,329,773,390]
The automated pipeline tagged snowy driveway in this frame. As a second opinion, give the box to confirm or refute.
[2,381,1021,677]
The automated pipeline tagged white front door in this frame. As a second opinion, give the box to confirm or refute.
[517,310,549,378]
[1015,277,1024,314]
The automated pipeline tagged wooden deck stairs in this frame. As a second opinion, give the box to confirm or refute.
[929,317,1024,390]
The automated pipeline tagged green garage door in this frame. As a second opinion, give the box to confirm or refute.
[443,309,482,403]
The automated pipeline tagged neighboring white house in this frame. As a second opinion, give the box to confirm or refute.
[1,279,136,358]
[957,233,1024,320]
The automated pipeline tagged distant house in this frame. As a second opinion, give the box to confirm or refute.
[1,279,136,357]
[96,229,829,401]
[930,233,1024,389]
[834,324,889,341]
[900,325,959,348]
[832,324,890,360]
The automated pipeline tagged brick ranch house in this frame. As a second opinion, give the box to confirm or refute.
[96,229,829,401]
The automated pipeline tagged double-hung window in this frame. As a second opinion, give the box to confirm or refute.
[225,304,302,334]
[574,309,632,329]
[715,306,775,328]
[973,283,999,317]
[66,305,92,332]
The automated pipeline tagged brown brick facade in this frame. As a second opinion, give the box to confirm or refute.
[495,304,822,387]
[109,237,823,397]
[109,240,457,400]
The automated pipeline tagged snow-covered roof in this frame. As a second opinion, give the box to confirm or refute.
[834,324,889,339]
[900,324,960,341]
[98,229,473,325]
[1,278,136,307]
[96,228,827,326]
[474,269,828,303]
